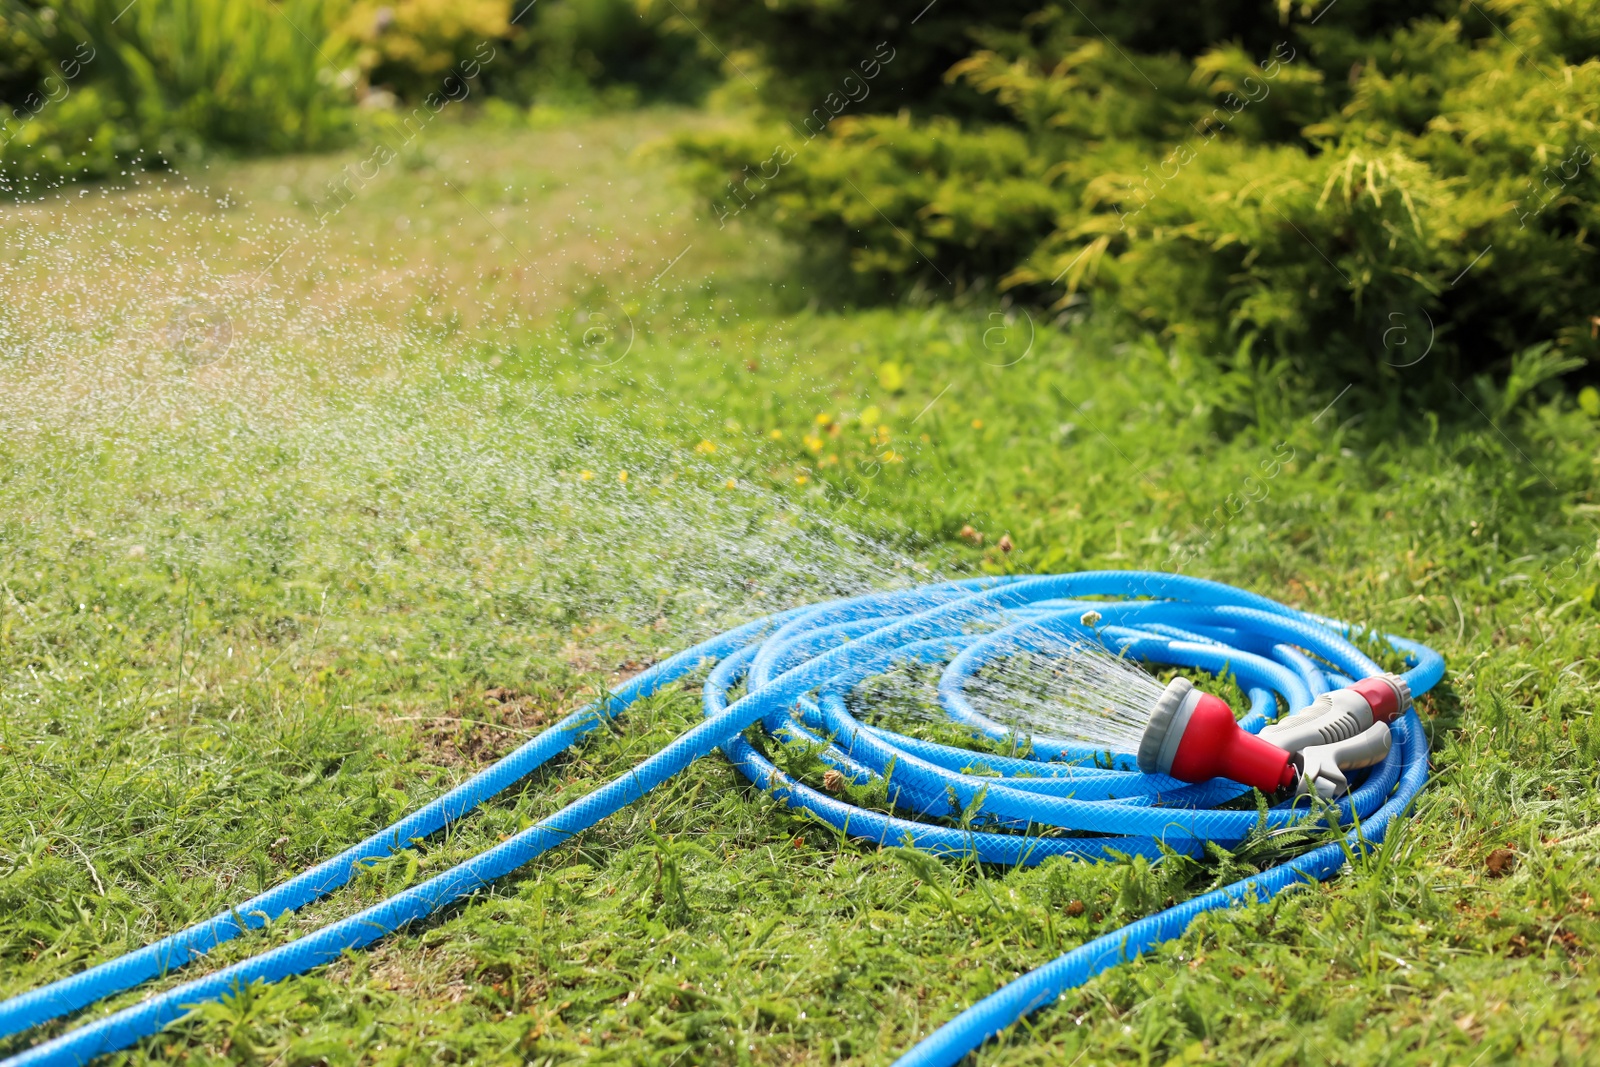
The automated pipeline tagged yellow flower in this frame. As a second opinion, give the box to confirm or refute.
[795,474,809,485]
[617,470,629,483]
[580,470,595,481]
[876,362,906,392]
[814,412,833,426]
[769,428,784,440]
[724,477,737,489]
[877,425,890,438]
[860,405,882,426]
[883,450,904,463]
[695,439,717,454]
[803,434,824,453]
[971,418,984,429]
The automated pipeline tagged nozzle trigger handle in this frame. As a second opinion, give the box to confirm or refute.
[1295,721,1393,799]
[1260,689,1374,752]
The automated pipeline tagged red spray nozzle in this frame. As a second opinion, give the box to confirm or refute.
[1137,677,1297,794]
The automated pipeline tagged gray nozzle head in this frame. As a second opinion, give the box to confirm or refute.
[1138,676,1195,775]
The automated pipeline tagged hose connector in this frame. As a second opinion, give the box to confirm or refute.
[1350,672,1411,721]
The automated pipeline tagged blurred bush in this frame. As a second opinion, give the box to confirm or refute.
[1,0,353,190]
[675,0,1600,389]
[497,0,717,107]
[0,0,716,193]
[340,0,508,100]
[337,0,714,107]
[672,0,1435,116]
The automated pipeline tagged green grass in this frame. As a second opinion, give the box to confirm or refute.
[2,108,1599,1066]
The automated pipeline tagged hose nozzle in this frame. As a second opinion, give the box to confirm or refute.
[1259,672,1411,754]
[1138,677,1297,795]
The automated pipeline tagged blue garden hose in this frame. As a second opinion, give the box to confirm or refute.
[0,571,1444,1066]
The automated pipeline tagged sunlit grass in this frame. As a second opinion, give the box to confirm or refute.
[1,109,1597,1066]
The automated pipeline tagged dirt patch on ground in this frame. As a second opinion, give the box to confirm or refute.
[414,643,659,768]
[418,688,564,768]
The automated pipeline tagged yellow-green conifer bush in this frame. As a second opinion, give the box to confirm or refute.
[676,1,1600,389]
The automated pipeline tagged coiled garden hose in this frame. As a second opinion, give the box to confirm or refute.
[0,571,1444,1066]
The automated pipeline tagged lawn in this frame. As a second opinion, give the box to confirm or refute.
[2,107,1598,1065]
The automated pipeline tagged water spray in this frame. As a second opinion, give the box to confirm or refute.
[945,633,1397,800]
[0,572,1442,1067]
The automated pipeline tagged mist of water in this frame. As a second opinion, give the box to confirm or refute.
[961,634,1168,750]
[0,177,920,667]
[11,172,1192,755]
[856,634,1167,754]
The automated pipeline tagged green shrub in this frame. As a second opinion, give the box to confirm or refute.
[338,0,717,108]
[494,0,719,107]
[0,0,57,103]
[0,81,125,186]
[1,0,353,192]
[674,115,1062,300]
[676,1,1600,389]
[67,0,353,153]
[672,0,1038,117]
[0,0,716,194]
[673,0,1440,116]
[340,0,509,100]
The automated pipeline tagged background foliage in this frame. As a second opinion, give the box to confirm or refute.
[675,0,1600,392]
[5,0,1599,398]
[338,0,715,107]
[0,0,353,185]
[0,0,714,191]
